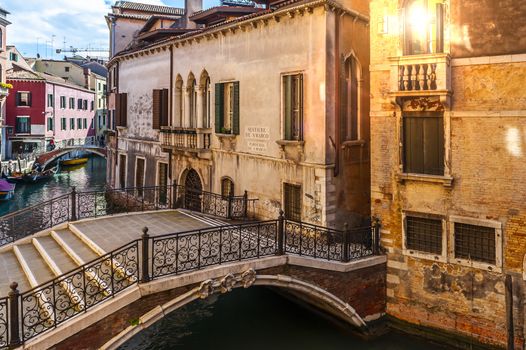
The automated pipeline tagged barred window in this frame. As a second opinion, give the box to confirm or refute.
[221,178,234,198]
[405,215,442,255]
[454,223,496,264]
[284,183,301,221]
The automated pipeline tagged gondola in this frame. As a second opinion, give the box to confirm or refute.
[21,165,60,184]
[0,179,15,201]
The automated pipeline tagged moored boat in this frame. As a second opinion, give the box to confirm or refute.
[61,157,89,166]
[0,179,15,201]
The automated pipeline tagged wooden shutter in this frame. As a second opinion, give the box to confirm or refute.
[283,76,292,140]
[423,116,444,175]
[161,89,169,127]
[403,116,424,174]
[214,83,224,133]
[15,92,20,106]
[152,89,161,129]
[28,92,32,107]
[115,92,121,127]
[121,93,128,127]
[232,81,240,135]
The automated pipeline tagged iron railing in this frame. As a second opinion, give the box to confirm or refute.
[0,184,259,248]
[2,212,380,348]
[0,194,71,246]
[174,185,258,220]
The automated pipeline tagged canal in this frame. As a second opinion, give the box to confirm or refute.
[2,156,455,349]
[119,287,454,350]
[0,156,107,216]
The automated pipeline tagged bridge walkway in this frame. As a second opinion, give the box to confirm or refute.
[0,210,222,297]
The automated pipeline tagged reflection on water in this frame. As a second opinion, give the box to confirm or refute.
[0,156,107,216]
[119,287,453,350]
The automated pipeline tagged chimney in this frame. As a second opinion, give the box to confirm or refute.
[83,67,91,90]
[184,0,203,29]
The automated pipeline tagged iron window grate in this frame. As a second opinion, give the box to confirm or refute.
[406,216,442,254]
[284,183,301,221]
[454,223,495,264]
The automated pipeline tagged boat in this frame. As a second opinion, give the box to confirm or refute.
[22,165,60,184]
[61,157,89,166]
[0,179,15,201]
[5,172,24,183]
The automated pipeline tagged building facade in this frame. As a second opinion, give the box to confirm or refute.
[106,0,370,227]
[6,60,95,159]
[31,59,107,143]
[0,7,10,160]
[370,0,526,347]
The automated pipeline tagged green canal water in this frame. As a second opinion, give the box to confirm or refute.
[1,157,457,349]
[119,287,455,350]
[0,156,107,216]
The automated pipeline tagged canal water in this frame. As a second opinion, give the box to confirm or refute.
[0,156,107,216]
[119,287,454,350]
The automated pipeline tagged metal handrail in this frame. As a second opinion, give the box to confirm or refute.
[2,212,380,348]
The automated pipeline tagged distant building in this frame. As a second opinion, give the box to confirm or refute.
[6,50,95,159]
[0,7,11,160]
[30,59,107,143]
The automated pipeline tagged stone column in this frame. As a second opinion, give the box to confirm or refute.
[196,86,204,129]
[184,86,191,129]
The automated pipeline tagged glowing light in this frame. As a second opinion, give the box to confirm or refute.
[408,2,429,35]
[506,127,522,157]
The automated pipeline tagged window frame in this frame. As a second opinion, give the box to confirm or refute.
[450,216,502,272]
[403,0,445,56]
[220,177,235,198]
[118,153,127,190]
[283,182,302,222]
[61,118,67,131]
[16,91,31,107]
[281,72,304,141]
[70,118,75,130]
[15,116,30,134]
[215,81,240,135]
[402,211,447,262]
[402,111,445,176]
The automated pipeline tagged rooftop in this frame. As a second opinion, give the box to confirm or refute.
[113,1,184,16]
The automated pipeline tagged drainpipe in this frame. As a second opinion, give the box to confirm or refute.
[506,274,514,350]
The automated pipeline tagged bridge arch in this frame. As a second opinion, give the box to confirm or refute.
[101,270,368,350]
[37,146,107,169]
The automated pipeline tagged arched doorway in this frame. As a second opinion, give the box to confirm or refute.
[184,169,202,211]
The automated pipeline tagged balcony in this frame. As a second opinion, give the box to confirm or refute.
[389,53,451,104]
[0,87,9,98]
[160,127,212,158]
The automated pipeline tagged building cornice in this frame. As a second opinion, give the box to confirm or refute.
[107,0,369,67]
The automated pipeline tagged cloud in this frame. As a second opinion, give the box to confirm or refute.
[3,0,219,58]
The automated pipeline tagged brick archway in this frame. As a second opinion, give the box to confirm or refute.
[101,270,369,349]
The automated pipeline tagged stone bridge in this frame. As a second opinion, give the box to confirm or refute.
[35,146,107,168]
[0,210,385,350]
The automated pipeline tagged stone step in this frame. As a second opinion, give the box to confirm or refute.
[33,236,78,275]
[52,229,99,265]
[13,243,54,287]
[0,250,31,296]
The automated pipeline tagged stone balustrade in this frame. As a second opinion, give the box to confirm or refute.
[160,127,212,151]
[389,53,451,96]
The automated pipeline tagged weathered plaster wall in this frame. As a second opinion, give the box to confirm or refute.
[450,0,526,58]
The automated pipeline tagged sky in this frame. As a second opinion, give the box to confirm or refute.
[3,0,220,60]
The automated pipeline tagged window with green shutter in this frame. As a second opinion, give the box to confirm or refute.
[283,74,303,140]
[215,81,239,135]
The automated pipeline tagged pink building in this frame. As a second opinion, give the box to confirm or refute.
[6,63,95,158]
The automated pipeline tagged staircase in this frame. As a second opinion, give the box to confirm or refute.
[0,225,101,297]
